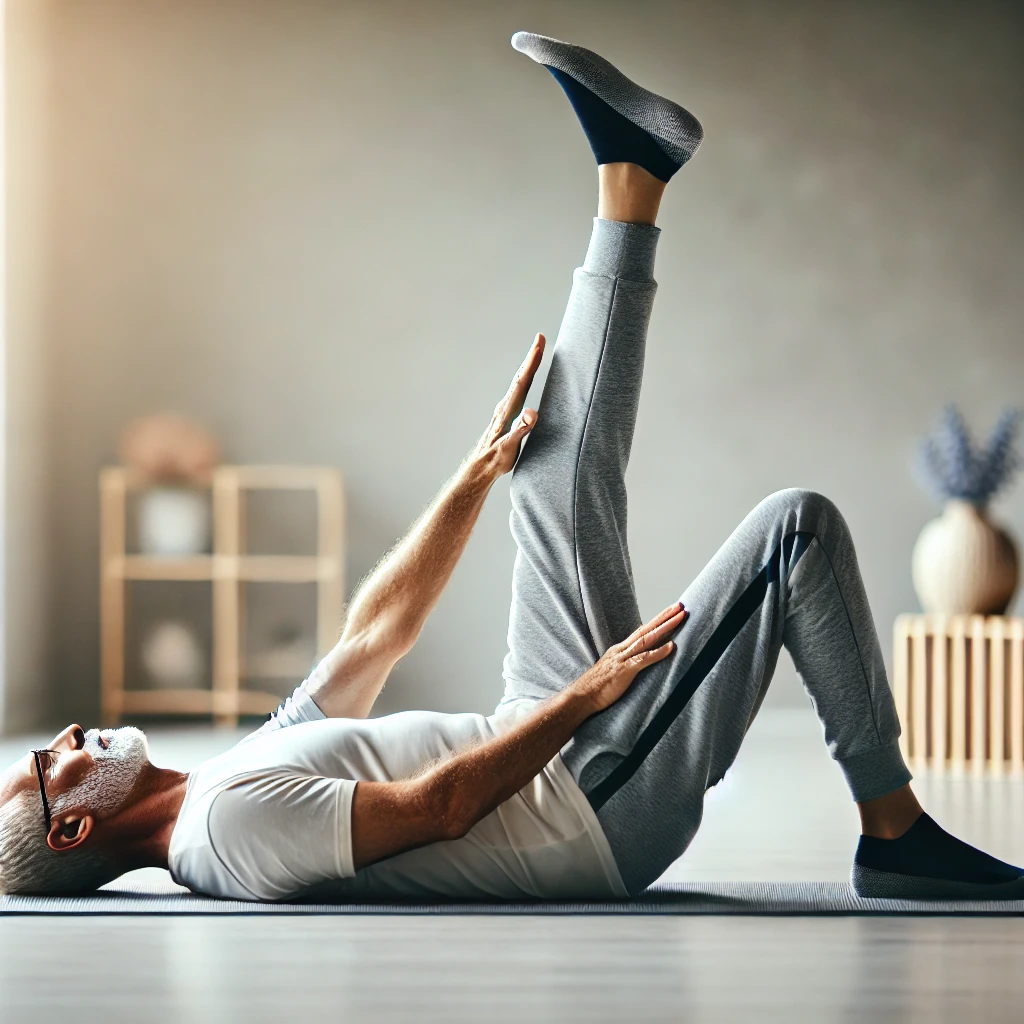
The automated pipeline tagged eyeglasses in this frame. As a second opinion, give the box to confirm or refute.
[31,749,61,835]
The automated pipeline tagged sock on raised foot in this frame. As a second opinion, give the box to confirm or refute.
[511,31,703,183]
[853,812,1024,899]
[547,67,681,182]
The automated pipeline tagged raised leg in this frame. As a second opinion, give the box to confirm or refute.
[502,32,696,706]
[501,204,662,706]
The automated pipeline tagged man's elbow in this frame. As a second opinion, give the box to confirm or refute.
[345,606,420,662]
[338,617,415,673]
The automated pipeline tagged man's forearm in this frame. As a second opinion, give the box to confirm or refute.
[342,452,496,654]
[304,453,496,719]
[423,688,595,839]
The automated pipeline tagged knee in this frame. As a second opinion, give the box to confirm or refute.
[758,487,847,535]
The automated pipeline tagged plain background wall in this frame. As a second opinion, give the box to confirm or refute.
[4,0,1023,730]
[3,0,53,733]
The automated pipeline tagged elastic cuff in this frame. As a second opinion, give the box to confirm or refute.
[257,683,326,734]
[582,218,660,281]
[837,740,913,804]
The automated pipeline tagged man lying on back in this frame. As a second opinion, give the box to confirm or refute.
[3,32,1021,902]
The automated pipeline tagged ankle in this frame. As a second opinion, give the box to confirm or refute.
[861,814,921,840]
[597,162,666,225]
[857,785,924,839]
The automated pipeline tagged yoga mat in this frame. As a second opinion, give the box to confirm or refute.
[3,876,1023,916]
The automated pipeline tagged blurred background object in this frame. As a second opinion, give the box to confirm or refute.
[119,413,220,484]
[141,619,205,689]
[136,488,212,557]
[120,414,219,557]
[912,407,1020,615]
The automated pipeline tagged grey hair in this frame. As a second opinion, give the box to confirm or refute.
[0,791,120,895]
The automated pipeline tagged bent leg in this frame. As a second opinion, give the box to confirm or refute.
[567,488,912,894]
[501,218,659,702]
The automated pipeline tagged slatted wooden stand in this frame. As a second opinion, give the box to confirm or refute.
[100,465,344,726]
[893,614,1024,776]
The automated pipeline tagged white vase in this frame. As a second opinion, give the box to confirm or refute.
[142,620,205,688]
[911,500,1019,615]
[137,487,211,556]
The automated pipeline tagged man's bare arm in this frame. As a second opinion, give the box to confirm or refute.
[350,603,688,870]
[304,334,546,720]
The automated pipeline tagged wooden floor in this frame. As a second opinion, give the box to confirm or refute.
[3,708,1023,1022]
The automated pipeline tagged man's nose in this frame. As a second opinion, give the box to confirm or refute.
[47,724,86,753]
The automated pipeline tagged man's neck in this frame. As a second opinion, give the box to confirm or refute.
[102,765,190,871]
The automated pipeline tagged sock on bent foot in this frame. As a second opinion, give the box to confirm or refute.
[855,812,1023,886]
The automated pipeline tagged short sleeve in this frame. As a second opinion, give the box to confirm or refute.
[244,683,327,743]
[206,771,357,900]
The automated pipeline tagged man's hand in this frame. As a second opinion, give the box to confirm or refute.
[473,333,546,480]
[569,603,688,714]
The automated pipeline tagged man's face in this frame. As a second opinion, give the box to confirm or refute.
[0,724,152,848]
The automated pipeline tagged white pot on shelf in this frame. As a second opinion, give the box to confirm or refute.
[137,487,211,556]
[141,620,205,689]
[911,500,1019,615]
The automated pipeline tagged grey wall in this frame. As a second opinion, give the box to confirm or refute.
[5,0,1023,730]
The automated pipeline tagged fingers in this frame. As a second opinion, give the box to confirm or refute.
[500,334,546,430]
[518,333,545,389]
[649,601,686,630]
[623,602,687,654]
[631,641,675,667]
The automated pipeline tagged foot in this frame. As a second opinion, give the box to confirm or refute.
[511,31,703,182]
[852,813,1024,900]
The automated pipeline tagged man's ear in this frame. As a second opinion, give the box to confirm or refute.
[46,814,95,853]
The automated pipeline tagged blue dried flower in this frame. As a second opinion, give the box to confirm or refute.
[914,406,1021,506]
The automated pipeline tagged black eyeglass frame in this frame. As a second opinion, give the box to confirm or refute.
[31,749,59,835]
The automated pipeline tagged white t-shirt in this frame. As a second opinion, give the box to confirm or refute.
[167,688,626,902]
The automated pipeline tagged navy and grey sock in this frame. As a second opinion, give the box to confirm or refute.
[852,812,1024,900]
[512,31,703,182]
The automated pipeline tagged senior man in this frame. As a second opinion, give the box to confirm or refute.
[3,33,1021,902]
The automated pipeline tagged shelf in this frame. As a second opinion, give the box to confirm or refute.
[101,464,345,726]
[108,555,339,583]
[238,556,337,583]
[101,464,337,492]
[113,556,214,581]
[115,688,282,717]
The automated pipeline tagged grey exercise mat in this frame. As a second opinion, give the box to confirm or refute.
[3,875,1023,915]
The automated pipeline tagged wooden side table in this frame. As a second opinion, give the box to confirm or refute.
[100,465,344,726]
[893,614,1024,775]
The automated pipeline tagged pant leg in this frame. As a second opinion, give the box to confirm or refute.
[571,487,913,895]
[501,218,659,703]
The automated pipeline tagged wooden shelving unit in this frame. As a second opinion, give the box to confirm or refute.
[100,465,344,726]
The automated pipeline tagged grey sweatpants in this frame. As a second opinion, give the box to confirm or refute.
[499,218,912,895]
